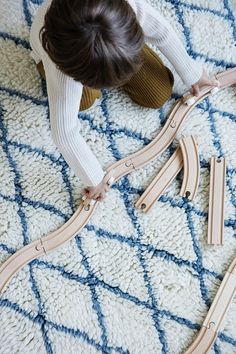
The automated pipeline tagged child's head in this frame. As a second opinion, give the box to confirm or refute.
[39,0,144,89]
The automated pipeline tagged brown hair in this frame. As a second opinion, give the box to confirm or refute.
[39,0,145,89]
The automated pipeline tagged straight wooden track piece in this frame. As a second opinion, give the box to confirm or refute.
[184,257,236,354]
[0,67,235,295]
[179,135,200,200]
[216,67,236,88]
[207,157,226,245]
[135,148,183,213]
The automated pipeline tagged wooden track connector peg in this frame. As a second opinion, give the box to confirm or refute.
[135,148,183,213]
[179,135,200,200]
[207,157,226,245]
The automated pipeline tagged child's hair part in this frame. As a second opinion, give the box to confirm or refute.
[39,0,145,89]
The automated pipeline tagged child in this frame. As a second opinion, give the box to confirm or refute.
[29,0,218,202]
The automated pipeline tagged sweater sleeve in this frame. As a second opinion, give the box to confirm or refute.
[43,58,105,187]
[128,0,203,87]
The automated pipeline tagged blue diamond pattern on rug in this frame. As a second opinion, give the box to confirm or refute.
[0,0,235,353]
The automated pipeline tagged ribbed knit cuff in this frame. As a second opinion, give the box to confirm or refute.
[84,166,106,187]
[180,59,203,87]
[29,50,41,65]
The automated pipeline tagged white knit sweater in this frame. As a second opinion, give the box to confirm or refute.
[29,0,203,187]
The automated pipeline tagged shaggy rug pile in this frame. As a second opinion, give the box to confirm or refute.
[0,0,235,353]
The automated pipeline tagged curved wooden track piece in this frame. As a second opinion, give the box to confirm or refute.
[135,148,183,213]
[179,135,200,200]
[184,257,236,354]
[207,157,226,245]
[0,202,97,294]
[0,67,236,295]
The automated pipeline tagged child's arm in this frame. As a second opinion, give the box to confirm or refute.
[43,57,105,188]
[128,0,203,87]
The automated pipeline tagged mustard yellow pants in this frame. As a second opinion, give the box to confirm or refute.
[36,44,174,111]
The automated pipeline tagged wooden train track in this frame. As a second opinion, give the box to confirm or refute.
[179,135,200,200]
[207,157,226,245]
[184,257,236,354]
[135,134,200,213]
[0,67,235,295]
[135,147,183,213]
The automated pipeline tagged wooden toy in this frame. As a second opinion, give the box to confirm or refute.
[135,134,200,213]
[0,67,235,295]
[184,257,236,354]
[135,147,183,213]
[207,157,226,245]
[179,135,200,200]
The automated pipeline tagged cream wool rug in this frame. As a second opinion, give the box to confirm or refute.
[0,0,235,353]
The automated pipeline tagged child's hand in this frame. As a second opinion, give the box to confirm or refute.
[82,180,110,202]
[190,68,220,96]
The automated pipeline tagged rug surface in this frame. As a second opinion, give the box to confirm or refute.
[0,0,235,353]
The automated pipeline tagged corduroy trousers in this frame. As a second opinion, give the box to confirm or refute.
[36,44,174,111]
